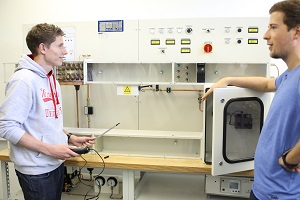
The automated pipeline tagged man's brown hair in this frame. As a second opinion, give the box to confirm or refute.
[270,0,300,31]
[26,23,65,56]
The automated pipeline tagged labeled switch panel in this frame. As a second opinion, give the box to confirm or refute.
[138,17,269,63]
[98,20,124,32]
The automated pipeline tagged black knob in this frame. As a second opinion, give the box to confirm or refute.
[186,28,193,34]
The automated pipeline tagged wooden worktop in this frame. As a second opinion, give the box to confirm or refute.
[0,148,253,176]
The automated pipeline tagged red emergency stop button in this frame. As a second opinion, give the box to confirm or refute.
[204,43,213,53]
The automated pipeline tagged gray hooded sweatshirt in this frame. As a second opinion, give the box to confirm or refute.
[0,54,67,175]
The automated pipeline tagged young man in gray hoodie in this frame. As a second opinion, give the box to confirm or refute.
[0,23,95,200]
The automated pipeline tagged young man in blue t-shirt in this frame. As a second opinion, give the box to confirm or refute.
[202,0,300,199]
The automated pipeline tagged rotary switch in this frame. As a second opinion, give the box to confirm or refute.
[204,43,213,53]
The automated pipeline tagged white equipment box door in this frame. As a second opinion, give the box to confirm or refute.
[211,87,271,176]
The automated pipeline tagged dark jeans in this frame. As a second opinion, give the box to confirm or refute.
[16,163,64,200]
[250,190,259,200]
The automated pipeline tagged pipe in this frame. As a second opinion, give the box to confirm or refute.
[87,84,91,128]
[74,85,80,128]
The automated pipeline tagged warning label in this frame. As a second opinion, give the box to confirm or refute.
[123,86,131,94]
[117,85,138,96]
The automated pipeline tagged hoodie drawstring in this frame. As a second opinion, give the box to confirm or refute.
[47,71,59,118]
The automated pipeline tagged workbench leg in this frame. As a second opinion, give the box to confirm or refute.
[1,161,9,200]
[122,170,135,200]
[134,172,150,199]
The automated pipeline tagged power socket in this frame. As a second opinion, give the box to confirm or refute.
[107,177,118,187]
[94,175,120,194]
[94,176,105,186]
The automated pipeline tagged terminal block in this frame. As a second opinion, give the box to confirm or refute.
[56,61,84,85]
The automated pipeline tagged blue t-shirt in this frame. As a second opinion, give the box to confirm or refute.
[253,66,300,199]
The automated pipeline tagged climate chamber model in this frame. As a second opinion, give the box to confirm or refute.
[204,86,272,198]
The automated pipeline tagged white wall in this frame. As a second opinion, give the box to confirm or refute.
[0,0,285,128]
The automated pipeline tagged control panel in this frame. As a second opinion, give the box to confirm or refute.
[23,17,269,64]
[205,175,253,198]
[138,17,269,63]
[83,17,269,84]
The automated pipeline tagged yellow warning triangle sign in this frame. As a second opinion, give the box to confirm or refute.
[123,86,131,94]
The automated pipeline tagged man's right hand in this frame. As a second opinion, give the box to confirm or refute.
[201,78,230,101]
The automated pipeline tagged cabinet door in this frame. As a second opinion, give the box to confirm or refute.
[211,87,271,176]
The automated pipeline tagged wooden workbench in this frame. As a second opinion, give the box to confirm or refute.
[0,148,253,200]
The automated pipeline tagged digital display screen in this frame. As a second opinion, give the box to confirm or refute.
[248,27,259,33]
[181,48,191,53]
[166,39,175,45]
[248,39,258,44]
[229,182,239,189]
[151,40,160,45]
[181,39,191,45]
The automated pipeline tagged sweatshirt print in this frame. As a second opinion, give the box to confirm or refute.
[0,54,67,175]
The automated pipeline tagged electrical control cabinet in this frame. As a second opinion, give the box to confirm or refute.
[83,17,269,85]
[80,18,272,179]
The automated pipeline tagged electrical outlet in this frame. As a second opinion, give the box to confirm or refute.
[107,177,118,187]
[94,176,105,186]
[93,175,120,194]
